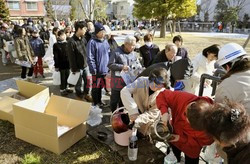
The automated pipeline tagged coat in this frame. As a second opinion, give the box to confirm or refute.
[87,37,110,75]
[121,77,164,135]
[14,36,34,62]
[29,37,45,57]
[68,34,88,72]
[53,41,70,70]
[156,90,214,158]
[182,53,215,94]
[139,44,160,68]
[215,70,250,114]
[176,47,188,59]
[108,45,138,91]
[224,140,250,164]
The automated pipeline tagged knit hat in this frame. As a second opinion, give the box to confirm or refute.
[94,23,105,34]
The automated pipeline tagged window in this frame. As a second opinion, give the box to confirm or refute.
[7,1,20,10]
[120,6,124,10]
[26,2,38,10]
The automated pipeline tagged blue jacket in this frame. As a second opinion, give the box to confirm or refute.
[29,37,45,57]
[87,37,110,75]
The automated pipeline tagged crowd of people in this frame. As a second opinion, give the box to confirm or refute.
[0,18,250,163]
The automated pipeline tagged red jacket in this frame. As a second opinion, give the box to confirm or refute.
[156,90,214,158]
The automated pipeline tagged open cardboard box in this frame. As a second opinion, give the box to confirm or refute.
[0,80,47,124]
[13,88,91,154]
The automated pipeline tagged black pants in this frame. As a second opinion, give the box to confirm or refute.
[171,145,199,164]
[75,67,90,97]
[60,69,69,90]
[110,89,124,112]
[21,66,33,79]
[91,75,106,105]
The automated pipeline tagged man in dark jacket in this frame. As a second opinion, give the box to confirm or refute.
[152,43,178,64]
[87,23,110,107]
[68,21,92,102]
[139,34,159,68]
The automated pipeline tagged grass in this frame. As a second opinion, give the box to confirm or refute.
[0,33,249,164]
[152,33,250,59]
[0,120,122,164]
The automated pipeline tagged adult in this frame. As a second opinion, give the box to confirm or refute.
[68,21,92,102]
[215,43,250,114]
[108,36,137,112]
[139,34,160,68]
[87,23,110,106]
[202,100,250,163]
[0,23,12,66]
[156,90,214,163]
[85,21,94,43]
[173,35,188,59]
[152,43,178,64]
[182,44,220,95]
[14,26,35,80]
[121,68,168,135]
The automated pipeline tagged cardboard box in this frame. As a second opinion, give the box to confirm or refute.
[0,97,20,124]
[0,80,47,123]
[13,89,91,154]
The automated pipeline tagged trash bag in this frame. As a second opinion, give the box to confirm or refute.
[87,105,103,126]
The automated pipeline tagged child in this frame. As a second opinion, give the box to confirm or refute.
[53,30,72,96]
[29,28,45,78]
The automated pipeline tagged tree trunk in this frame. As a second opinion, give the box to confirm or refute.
[172,19,176,34]
[243,34,250,48]
[160,16,166,38]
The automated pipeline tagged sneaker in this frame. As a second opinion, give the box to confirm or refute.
[84,94,93,102]
[60,90,68,96]
[66,88,73,93]
[97,102,109,108]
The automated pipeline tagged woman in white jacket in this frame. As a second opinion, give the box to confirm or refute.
[183,44,220,95]
[120,68,169,135]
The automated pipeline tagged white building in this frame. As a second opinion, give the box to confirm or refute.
[111,0,134,20]
[199,0,250,21]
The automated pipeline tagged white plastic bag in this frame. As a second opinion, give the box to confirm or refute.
[53,71,61,85]
[87,105,103,126]
[15,59,32,68]
[67,72,80,85]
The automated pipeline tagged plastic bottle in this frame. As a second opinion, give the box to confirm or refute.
[164,148,177,164]
[128,128,138,161]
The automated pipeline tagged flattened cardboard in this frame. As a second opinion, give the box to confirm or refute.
[0,96,20,123]
[0,80,48,124]
[13,90,91,154]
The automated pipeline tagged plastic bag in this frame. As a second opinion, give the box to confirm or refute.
[15,59,32,68]
[204,143,224,163]
[87,105,103,126]
[53,71,61,85]
[67,72,80,85]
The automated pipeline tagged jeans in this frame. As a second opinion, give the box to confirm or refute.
[110,89,124,112]
[171,145,199,164]
[75,67,90,97]
[21,66,33,79]
[60,69,70,90]
[91,75,106,105]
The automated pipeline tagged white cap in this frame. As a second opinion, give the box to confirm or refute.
[217,43,246,66]
[103,25,111,35]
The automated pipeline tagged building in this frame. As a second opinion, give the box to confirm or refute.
[199,0,250,21]
[5,0,45,21]
[111,0,134,20]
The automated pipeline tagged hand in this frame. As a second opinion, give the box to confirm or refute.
[122,65,129,72]
[168,134,180,142]
[161,113,170,125]
[130,114,139,122]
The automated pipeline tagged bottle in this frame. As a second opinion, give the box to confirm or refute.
[128,128,138,161]
[164,148,177,164]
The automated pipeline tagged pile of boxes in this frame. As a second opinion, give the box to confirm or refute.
[0,80,91,154]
